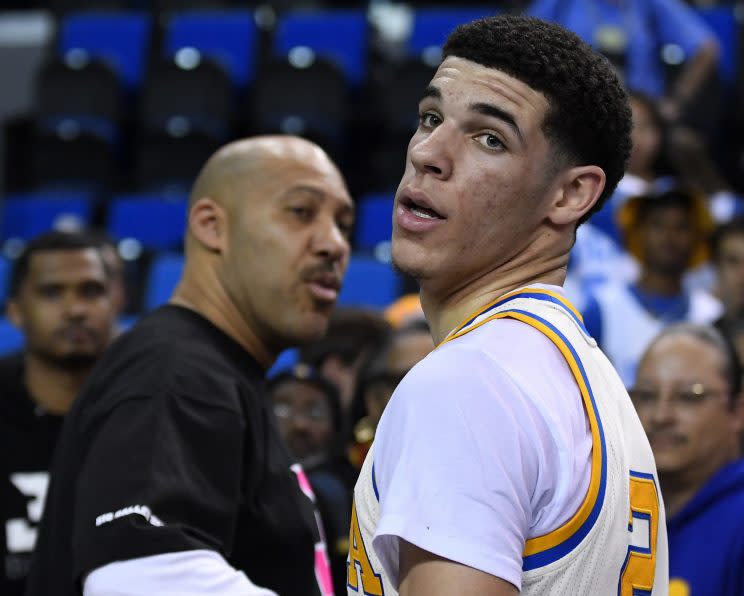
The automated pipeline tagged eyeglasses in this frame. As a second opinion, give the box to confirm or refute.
[273,402,331,422]
[629,383,729,410]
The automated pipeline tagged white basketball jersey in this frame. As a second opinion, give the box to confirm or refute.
[348,287,668,595]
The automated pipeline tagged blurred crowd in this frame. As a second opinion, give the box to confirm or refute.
[2,0,744,595]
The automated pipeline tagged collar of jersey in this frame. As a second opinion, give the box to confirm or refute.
[440,286,585,347]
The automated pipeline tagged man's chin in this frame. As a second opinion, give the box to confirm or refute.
[652,454,688,476]
[391,251,431,282]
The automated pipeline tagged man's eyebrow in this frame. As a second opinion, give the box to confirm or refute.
[281,185,325,199]
[421,85,442,101]
[470,102,525,145]
[282,185,355,213]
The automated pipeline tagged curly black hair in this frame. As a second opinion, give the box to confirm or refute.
[443,15,632,224]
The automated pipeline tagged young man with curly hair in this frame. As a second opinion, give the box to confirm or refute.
[347,16,669,596]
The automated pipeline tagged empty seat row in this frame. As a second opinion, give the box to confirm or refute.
[38,7,490,155]
[52,5,742,91]
[54,8,498,91]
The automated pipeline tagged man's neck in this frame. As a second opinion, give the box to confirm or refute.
[421,262,567,345]
[171,268,275,369]
[637,269,684,297]
[658,477,699,519]
[24,353,92,416]
[660,452,738,518]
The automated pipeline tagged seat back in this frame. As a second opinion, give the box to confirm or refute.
[164,11,258,88]
[59,12,151,90]
[274,10,368,87]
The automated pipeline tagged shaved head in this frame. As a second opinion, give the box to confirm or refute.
[174,134,353,362]
[189,135,342,211]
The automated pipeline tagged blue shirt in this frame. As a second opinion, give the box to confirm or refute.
[583,283,690,347]
[667,459,744,596]
[528,0,715,97]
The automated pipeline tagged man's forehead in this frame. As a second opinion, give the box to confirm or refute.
[266,160,350,202]
[432,56,549,111]
[647,334,726,372]
[29,248,104,276]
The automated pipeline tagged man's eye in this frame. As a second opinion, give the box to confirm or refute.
[419,112,441,128]
[475,133,504,150]
[37,286,61,299]
[337,220,354,238]
[80,283,106,299]
[290,207,312,219]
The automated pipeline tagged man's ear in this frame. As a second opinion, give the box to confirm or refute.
[547,165,606,226]
[6,298,23,329]
[188,197,227,253]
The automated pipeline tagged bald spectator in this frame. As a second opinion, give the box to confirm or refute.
[26,136,354,596]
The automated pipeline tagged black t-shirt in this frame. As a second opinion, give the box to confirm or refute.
[0,354,64,596]
[25,306,326,596]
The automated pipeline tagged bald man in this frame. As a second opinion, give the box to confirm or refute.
[25,136,355,596]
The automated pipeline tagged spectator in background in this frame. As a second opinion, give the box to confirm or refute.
[631,323,744,595]
[348,318,434,469]
[270,364,344,472]
[268,364,351,596]
[299,307,391,415]
[526,0,720,125]
[711,216,744,337]
[0,230,117,596]
[584,186,722,385]
[26,136,354,596]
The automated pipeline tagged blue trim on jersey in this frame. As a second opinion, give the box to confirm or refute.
[461,291,589,336]
[510,308,607,571]
[372,462,379,502]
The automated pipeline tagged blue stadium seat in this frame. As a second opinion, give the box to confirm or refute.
[408,8,498,57]
[274,10,368,87]
[107,194,188,251]
[37,59,122,144]
[144,252,183,310]
[164,11,258,89]
[58,12,151,90]
[355,193,394,251]
[0,317,23,356]
[337,255,401,308]
[1,192,94,242]
[696,6,739,86]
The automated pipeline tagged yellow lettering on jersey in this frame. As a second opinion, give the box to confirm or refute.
[347,499,384,595]
[669,578,691,596]
[620,474,659,596]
